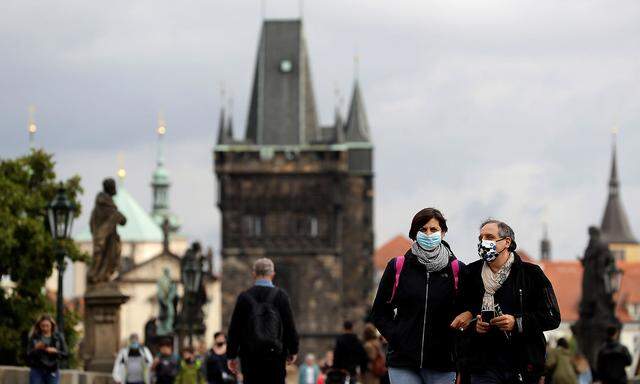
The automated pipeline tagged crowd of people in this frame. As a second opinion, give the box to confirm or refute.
[24,207,636,384]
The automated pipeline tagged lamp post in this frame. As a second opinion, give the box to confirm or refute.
[47,183,76,332]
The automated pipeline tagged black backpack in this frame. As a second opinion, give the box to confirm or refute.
[247,288,283,356]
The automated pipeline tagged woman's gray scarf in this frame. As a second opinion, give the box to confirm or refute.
[481,253,515,311]
[410,241,451,272]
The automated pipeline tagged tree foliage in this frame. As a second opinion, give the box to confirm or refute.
[0,149,85,365]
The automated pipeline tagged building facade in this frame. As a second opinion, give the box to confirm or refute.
[214,19,374,353]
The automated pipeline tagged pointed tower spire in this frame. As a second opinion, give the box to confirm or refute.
[27,105,37,150]
[600,128,637,244]
[217,104,227,144]
[344,79,371,142]
[151,116,181,233]
[540,223,551,261]
[117,152,127,184]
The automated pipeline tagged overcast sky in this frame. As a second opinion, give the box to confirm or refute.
[2,0,639,265]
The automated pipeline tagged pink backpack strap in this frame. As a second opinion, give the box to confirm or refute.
[388,256,405,303]
[452,259,460,292]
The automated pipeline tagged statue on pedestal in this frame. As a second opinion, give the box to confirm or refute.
[177,242,207,346]
[156,268,177,336]
[88,178,127,284]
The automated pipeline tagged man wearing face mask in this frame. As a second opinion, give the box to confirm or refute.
[113,333,153,384]
[461,219,560,384]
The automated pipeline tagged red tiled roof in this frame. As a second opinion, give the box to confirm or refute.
[374,235,412,271]
[538,260,640,323]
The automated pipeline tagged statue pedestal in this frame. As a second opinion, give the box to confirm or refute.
[83,283,129,373]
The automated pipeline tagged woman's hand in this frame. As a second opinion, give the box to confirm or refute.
[45,347,58,354]
[450,311,473,331]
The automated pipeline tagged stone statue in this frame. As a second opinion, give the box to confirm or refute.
[177,242,207,343]
[88,178,127,285]
[156,268,177,336]
[579,226,617,322]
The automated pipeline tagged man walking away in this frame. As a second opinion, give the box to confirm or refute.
[597,326,632,384]
[333,321,368,384]
[227,258,299,384]
[545,338,577,384]
[113,333,153,384]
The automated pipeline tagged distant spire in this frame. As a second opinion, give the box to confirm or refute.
[151,115,179,233]
[540,223,551,261]
[157,112,166,167]
[117,152,127,183]
[344,80,371,142]
[600,128,637,244]
[27,105,37,150]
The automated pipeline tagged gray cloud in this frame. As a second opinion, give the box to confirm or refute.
[1,0,639,263]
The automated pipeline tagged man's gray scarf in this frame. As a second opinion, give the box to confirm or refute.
[481,253,515,311]
[410,241,451,272]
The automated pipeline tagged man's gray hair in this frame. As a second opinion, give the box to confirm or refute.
[253,258,275,276]
[480,219,517,250]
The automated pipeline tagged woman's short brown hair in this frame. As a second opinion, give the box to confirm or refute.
[409,208,448,240]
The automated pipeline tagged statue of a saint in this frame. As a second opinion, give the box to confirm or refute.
[177,242,207,342]
[156,268,177,336]
[88,178,127,285]
[579,226,617,322]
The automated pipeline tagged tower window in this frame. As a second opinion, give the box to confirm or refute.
[310,216,318,238]
[242,215,264,237]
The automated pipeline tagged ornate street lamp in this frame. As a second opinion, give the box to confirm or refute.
[605,263,623,295]
[47,183,76,333]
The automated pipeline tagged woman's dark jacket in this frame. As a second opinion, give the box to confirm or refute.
[460,252,561,380]
[26,331,68,372]
[371,241,465,371]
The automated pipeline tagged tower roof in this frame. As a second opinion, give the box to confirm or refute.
[344,81,371,142]
[600,141,637,244]
[245,19,319,145]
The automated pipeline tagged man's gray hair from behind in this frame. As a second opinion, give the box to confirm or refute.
[480,219,517,251]
[253,258,275,277]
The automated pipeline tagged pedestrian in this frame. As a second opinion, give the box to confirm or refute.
[596,325,632,384]
[371,208,471,384]
[175,346,206,384]
[151,339,178,384]
[464,219,561,384]
[332,321,367,383]
[298,354,320,384]
[112,333,153,384]
[205,332,236,384]
[26,314,68,384]
[226,258,299,384]
[320,351,334,374]
[362,323,385,384]
[545,338,577,384]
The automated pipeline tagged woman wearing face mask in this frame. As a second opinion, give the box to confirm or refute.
[371,208,473,384]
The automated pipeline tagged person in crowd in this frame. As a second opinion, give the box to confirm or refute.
[464,219,561,384]
[298,354,320,384]
[333,321,368,383]
[151,339,178,384]
[596,325,632,384]
[175,346,206,384]
[545,338,577,384]
[571,354,591,384]
[371,208,472,384]
[26,314,68,384]
[113,333,153,384]
[320,351,334,375]
[205,332,236,384]
[226,258,299,384]
[362,323,386,384]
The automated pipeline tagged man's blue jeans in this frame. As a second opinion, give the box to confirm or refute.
[388,367,456,384]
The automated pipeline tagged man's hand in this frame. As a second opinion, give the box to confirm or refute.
[45,347,58,354]
[287,354,297,365]
[450,311,473,331]
[476,315,490,334]
[490,315,515,331]
[227,359,239,375]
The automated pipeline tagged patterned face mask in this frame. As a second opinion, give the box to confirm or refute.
[477,239,505,262]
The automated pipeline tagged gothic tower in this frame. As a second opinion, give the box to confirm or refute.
[213,19,374,353]
[600,134,639,261]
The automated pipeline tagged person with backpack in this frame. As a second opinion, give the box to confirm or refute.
[175,346,206,384]
[371,207,472,384]
[151,339,178,384]
[362,323,386,384]
[113,333,154,384]
[226,258,299,384]
[26,314,68,384]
